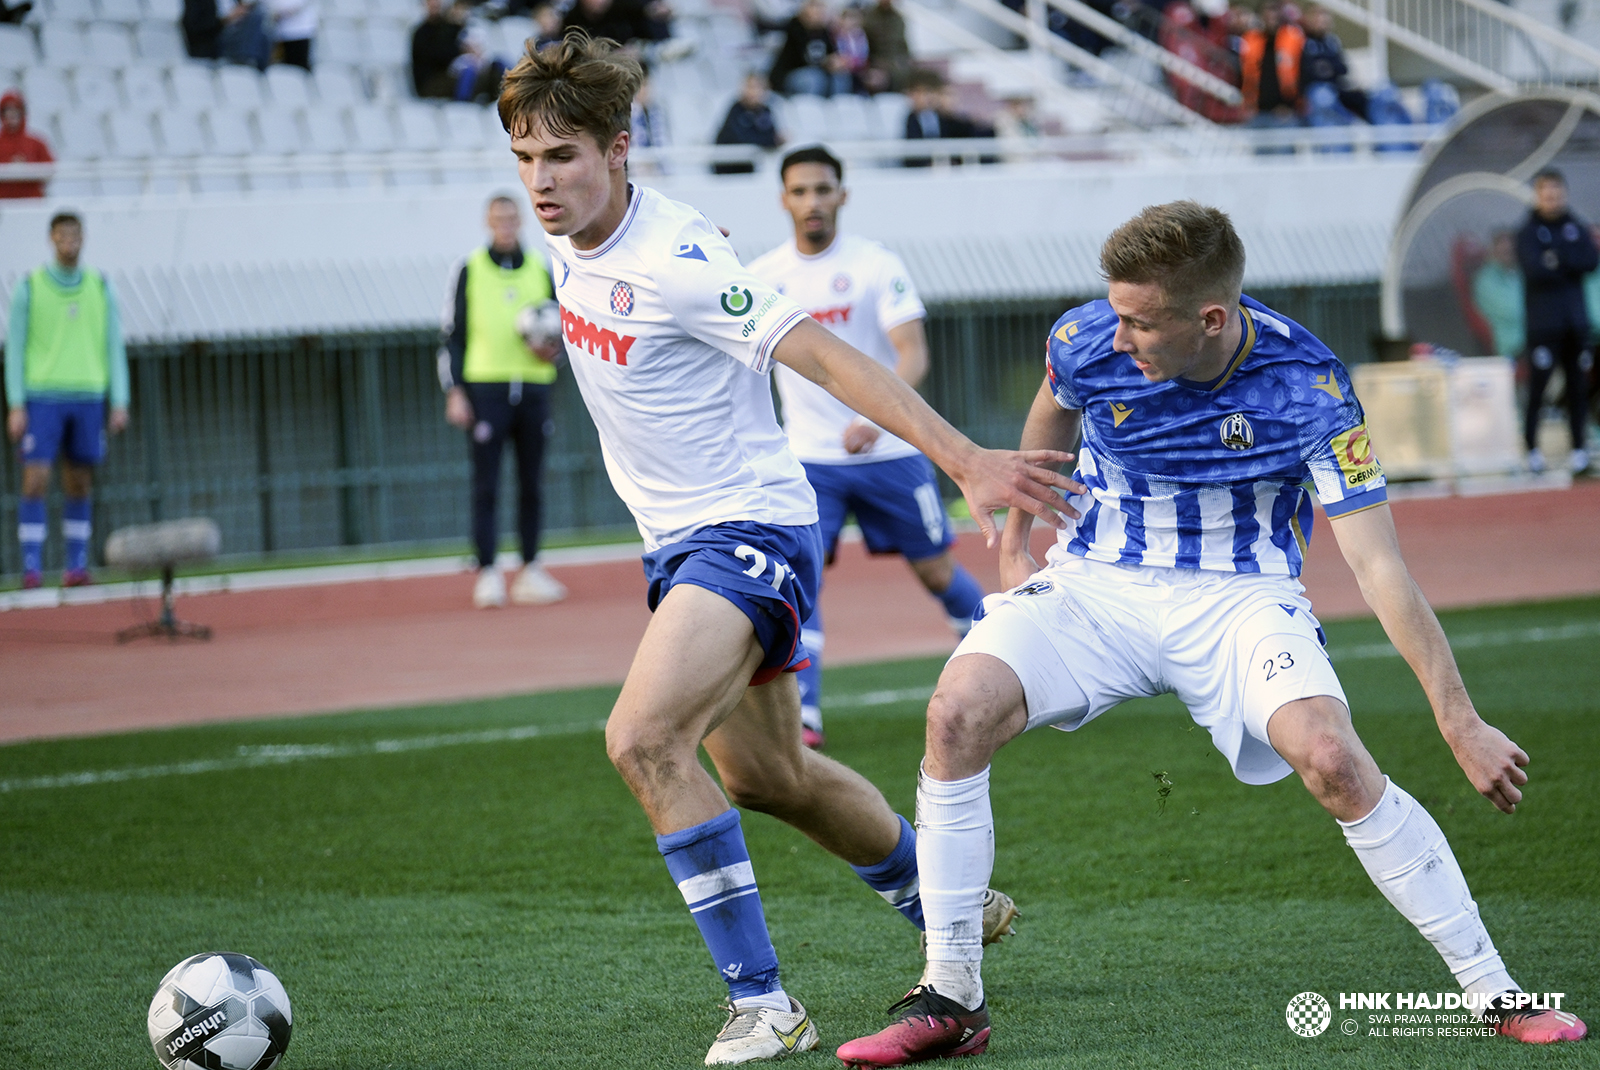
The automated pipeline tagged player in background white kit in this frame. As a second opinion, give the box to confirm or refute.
[749,146,988,750]
[497,34,1073,1065]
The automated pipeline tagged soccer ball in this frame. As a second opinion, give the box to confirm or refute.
[147,952,292,1070]
[516,301,563,354]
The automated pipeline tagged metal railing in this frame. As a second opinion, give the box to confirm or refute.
[1,284,1381,577]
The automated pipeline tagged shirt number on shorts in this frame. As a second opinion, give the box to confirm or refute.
[735,545,789,591]
[1262,651,1295,680]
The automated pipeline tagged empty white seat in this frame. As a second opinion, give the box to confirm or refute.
[167,61,218,108]
[73,65,124,107]
[106,109,159,156]
[205,106,254,153]
[45,0,97,19]
[85,21,137,63]
[302,107,347,152]
[40,23,91,65]
[346,103,395,150]
[155,109,206,154]
[393,102,442,148]
[440,101,487,149]
[134,21,185,61]
[256,106,303,152]
[312,63,364,106]
[265,62,312,107]
[144,0,181,19]
[215,63,265,107]
[54,110,110,158]
[874,92,910,138]
[479,104,509,151]
[318,19,366,65]
[827,93,873,140]
[321,0,369,16]
[121,63,169,109]
[97,0,143,21]
[496,15,533,57]
[0,25,38,67]
[365,64,406,101]
[365,19,407,62]
[783,94,828,142]
[21,66,75,111]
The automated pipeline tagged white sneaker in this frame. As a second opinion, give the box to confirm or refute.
[704,998,818,1065]
[510,562,567,604]
[1527,448,1547,474]
[473,568,507,608]
[1570,448,1590,474]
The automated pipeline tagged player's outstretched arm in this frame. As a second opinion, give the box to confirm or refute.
[1328,504,1529,813]
[773,318,1080,547]
[998,377,1082,590]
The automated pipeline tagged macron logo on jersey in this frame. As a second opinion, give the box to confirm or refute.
[809,304,852,325]
[561,307,637,365]
[674,243,707,261]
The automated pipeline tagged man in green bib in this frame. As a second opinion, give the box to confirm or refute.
[440,193,566,608]
[5,211,129,589]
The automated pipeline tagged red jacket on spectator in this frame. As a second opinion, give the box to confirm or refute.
[0,89,53,199]
[1238,23,1304,114]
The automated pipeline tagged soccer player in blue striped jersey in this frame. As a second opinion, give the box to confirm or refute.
[839,202,1584,1067]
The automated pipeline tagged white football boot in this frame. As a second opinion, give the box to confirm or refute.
[704,998,818,1065]
[510,561,567,604]
[472,568,507,608]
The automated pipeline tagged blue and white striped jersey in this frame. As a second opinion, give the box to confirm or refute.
[1044,295,1386,576]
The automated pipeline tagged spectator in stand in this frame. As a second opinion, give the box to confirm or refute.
[412,0,463,98]
[903,68,991,165]
[862,0,912,91]
[451,25,509,103]
[219,0,272,69]
[1588,223,1600,357]
[0,90,53,200]
[770,0,850,97]
[267,0,317,69]
[1160,1,1243,123]
[0,0,33,23]
[1238,0,1304,125]
[532,3,563,49]
[834,6,871,94]
[714,71,783,174]
[631,63,669,172]
[183,0,222,58]
[1299,5,1365,122]
[1516,168,1599,474]
[993,92,1039,139]
[1472,230,1524,359]
[563,0,641,45]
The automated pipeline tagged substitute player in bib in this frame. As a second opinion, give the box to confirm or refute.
[839,202,1585,1067]
[497,34,1073,1065]
[750,146,986,750]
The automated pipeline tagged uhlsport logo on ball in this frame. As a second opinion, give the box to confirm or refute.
[147,952,292,1070]
[1286,991,1333,1037]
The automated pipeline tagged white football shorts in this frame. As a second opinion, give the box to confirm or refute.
[953,554,1347,785]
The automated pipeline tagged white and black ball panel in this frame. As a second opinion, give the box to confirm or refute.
[147,952,292,1070]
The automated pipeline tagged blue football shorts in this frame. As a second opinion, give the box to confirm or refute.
[803,453,955,564]
[640,521,824,686]
[21,398,107,466]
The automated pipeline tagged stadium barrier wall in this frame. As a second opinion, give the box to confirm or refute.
[0,283,1379,577]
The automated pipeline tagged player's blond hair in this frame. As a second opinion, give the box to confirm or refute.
[1099,201,1246,315]
[497,31,643,147]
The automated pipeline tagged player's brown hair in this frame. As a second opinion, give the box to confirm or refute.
[497,30,643,147]
[1099,201,1246,314]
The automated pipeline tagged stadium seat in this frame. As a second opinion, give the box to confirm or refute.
[265,63,312,107]
[256,106,302,152]
[312,63,365,107]
[133,21,185,62]
[74,64,123,108]
[0,25,39,67]
[45,0,97,20]
[478,104,508,151]
[440,100,487,149]
[827,94,873,141]
[168,61,219,108]
[54,110,111,158]
[394,102,442,149]
[347,103,396,150]
[206,106,255,154]
[496,15,534,56]
[365,64,406,102]
[121,63,170,110]
[86,21,137,64]
[216,63,266,108]
[302,106,349,153]
[318,18,367,66]
[20,66,75,111]
[144,0,181,19]
[106,108,159,156]
[783,94,829,142]
[97,0,143,22]
[365,17,409,62]
[874,92,910,139]
[321,0,370,17]
[40,23,91,65]
[155,109,206,154]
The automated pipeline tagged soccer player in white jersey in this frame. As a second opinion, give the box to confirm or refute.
[496,35,1074,1065]
[749,146,988,750]
[838,202,1586,1066]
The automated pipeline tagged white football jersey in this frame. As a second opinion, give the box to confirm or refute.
[544,185,818,551]
[748,233,927,465]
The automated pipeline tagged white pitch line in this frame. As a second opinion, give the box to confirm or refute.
[4,620,1595,794]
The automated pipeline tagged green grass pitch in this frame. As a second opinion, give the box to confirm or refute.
[2,596,1597,1069]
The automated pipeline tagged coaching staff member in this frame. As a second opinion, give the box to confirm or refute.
[1517,168,1598,476]
[440,193,567,608]
[5,210,128,589]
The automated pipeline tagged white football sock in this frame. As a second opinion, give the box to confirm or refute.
[1339,778,1513,992]
[916,762,993,1009]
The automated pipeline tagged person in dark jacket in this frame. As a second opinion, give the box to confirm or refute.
[411,0,463,98]
[1516,168,1599,474]
[713,72,783,174]
[769,0,849,97]
[902,68,991,167]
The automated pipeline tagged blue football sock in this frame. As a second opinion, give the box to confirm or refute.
[657,809,784,1005]
[850,813,924,928]
[797,607,824,731]
[935,564,984,628]
[19,498,46,575]
[63,497,91,573]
